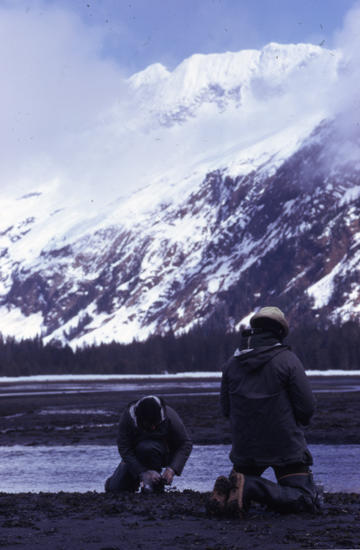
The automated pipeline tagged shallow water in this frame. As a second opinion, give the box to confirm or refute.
[0,444,359,494]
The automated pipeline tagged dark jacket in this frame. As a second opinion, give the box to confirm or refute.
[117,398,193,477]
[221,330,315,467]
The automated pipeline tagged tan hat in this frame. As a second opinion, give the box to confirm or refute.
[250,306,289,336]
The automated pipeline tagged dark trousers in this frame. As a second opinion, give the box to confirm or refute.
[105,439,168,493]
[234,463,320,513]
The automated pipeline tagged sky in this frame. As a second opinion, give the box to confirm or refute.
[17,0,357,74]
[0,0,359,203]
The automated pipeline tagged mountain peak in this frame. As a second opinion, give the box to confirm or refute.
[0,42,357,348]
[126,42,338,126]
[128,62,170,88]
[130,42,333,93]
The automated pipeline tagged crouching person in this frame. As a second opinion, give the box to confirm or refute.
[105,395,192,493]
[208,307,322,517]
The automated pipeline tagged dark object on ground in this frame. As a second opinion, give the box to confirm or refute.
[0,490,359,550]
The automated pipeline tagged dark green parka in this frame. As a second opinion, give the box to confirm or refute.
[221,329,315,468]
[117,397,193,477]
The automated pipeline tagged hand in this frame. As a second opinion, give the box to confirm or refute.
[140,470,161,486]
[161,467,175,485]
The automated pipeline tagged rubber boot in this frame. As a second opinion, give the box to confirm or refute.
[243,473,321,514]
[206,476,232,516]
[105,461,140,493]
[278,473,323,513]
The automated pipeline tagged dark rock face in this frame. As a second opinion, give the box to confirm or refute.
[2,121,360,345]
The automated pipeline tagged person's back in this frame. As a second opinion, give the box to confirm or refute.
[221,329,314,468]
[208,307,322,517]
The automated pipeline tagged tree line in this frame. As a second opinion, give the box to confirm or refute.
[0,320,359,377]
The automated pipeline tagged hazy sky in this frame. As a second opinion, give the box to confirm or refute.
[12,0,357,74]
[0,0,359,202]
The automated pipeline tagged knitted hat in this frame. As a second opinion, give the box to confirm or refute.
[250,306,289,337]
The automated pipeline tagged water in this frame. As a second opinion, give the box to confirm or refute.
[0,444,358,494]
[0,381,222,398]
[1,373,360,398]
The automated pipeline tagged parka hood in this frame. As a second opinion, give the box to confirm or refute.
[234,328,288,371]
[234,344,287,371]
[128,395,166,429]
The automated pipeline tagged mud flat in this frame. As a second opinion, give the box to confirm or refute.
[0,380,359,446]
[0,490,359,550]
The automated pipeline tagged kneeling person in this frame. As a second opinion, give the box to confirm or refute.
[208,307,322,516]
[105,395,193,493]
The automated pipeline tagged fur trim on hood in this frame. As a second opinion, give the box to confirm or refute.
[129,395,166,429]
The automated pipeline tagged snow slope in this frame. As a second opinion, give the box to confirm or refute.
[2,42,359,346]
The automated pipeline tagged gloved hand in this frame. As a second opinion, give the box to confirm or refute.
[140,470,162,491]
[161,467,175,485]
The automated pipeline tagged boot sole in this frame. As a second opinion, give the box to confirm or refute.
[226,472,245,518]
[206,475,231,516]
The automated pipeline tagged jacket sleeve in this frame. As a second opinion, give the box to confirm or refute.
[220,368,230,418]
[117,410,146,477]
[281,351,315,426]
[165,406,193,475]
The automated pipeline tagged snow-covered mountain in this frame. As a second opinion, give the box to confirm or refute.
[1,42,359,347]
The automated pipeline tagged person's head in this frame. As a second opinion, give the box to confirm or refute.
[135,395,163,431]
[250,306,289,339]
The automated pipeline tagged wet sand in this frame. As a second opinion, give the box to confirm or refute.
[0,379,359,549]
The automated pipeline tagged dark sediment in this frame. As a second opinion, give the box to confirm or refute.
[0,384,359,446]
[0,490,359,549]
